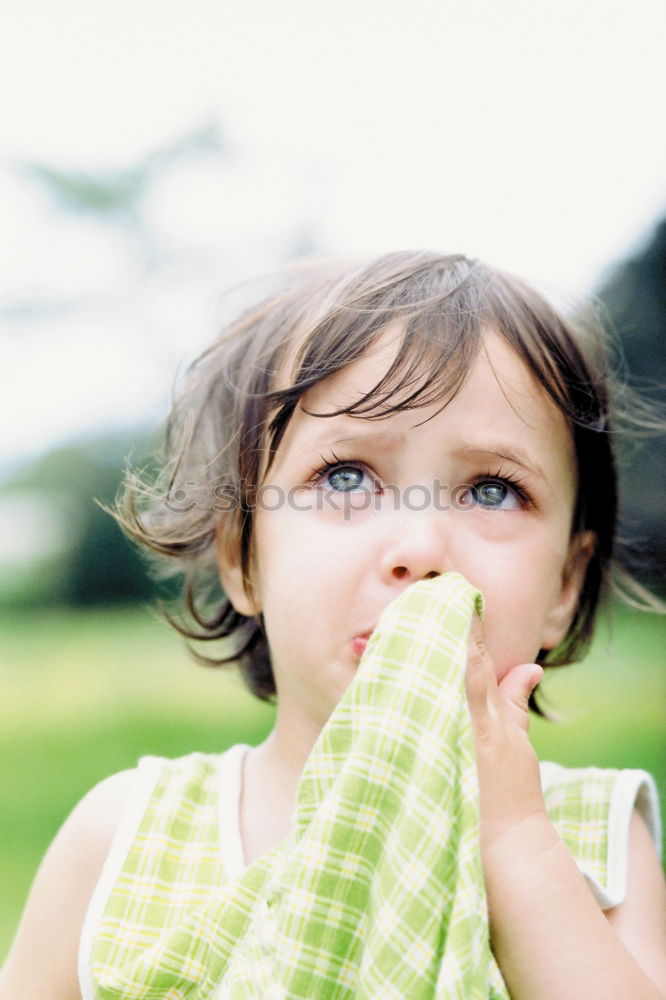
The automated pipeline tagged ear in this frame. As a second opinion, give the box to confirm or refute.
[541,530,596,650]
[215,519,260,617]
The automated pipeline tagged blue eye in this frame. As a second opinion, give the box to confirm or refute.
[459,478,523,510]
[477,481,513,509]
[325,464,369,492]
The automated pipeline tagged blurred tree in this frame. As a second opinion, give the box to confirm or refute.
[1,433,157,607]
[16,121,228,270]
[597,217,666,587]
[20,123,226,220]
[60,452,154,606]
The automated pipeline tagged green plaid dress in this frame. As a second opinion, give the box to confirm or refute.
[79,573,661,1000]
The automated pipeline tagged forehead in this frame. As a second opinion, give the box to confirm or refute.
[272,328,576,496]
[301,328,562,427]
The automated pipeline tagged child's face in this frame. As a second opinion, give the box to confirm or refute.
[220,328,593,735]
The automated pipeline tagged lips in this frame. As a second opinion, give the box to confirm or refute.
[352,631,373,658]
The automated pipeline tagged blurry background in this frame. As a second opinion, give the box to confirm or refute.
[1,0,665,957]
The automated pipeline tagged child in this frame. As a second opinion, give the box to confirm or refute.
[1,251,664,998]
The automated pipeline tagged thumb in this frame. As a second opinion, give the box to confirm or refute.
[497,663,543,731]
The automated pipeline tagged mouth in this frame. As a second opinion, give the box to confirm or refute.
[352,632,373,658]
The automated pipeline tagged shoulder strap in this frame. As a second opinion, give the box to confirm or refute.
[540,761,662,909]
[80,753,227,998]
[78,756,164,1000]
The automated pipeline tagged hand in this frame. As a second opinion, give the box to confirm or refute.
[465,622,666,1000]
[465,620,555,864]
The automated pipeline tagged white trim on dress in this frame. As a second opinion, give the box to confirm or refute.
[539,761,661,910]
[77,757,164,1000]
[217,743,250,882]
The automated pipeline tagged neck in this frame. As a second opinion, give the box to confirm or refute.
[251,704,322,790]
[239,706,323,864]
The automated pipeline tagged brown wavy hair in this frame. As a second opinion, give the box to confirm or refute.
[113,250,658,703]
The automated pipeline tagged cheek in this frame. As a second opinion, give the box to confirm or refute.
[446,530,510,601]
[481,601,545,680]
[448,530,568,672]
[252,511,346,621]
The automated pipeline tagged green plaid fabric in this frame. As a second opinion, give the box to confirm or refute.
[83,572,657,999]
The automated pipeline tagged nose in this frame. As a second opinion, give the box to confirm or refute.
[379,510,448,585]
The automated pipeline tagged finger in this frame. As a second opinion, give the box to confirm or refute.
[466,617,500,724]
[497,663,543,732]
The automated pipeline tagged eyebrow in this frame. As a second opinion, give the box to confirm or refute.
[303,426,406,454]
[292,425,548,481]
[452,445,547,481]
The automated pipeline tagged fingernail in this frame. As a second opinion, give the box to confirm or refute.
[531,665,544,691]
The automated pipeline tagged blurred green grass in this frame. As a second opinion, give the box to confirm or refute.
[1,602,664,960]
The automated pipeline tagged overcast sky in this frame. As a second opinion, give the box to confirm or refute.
[2,0,665,467]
